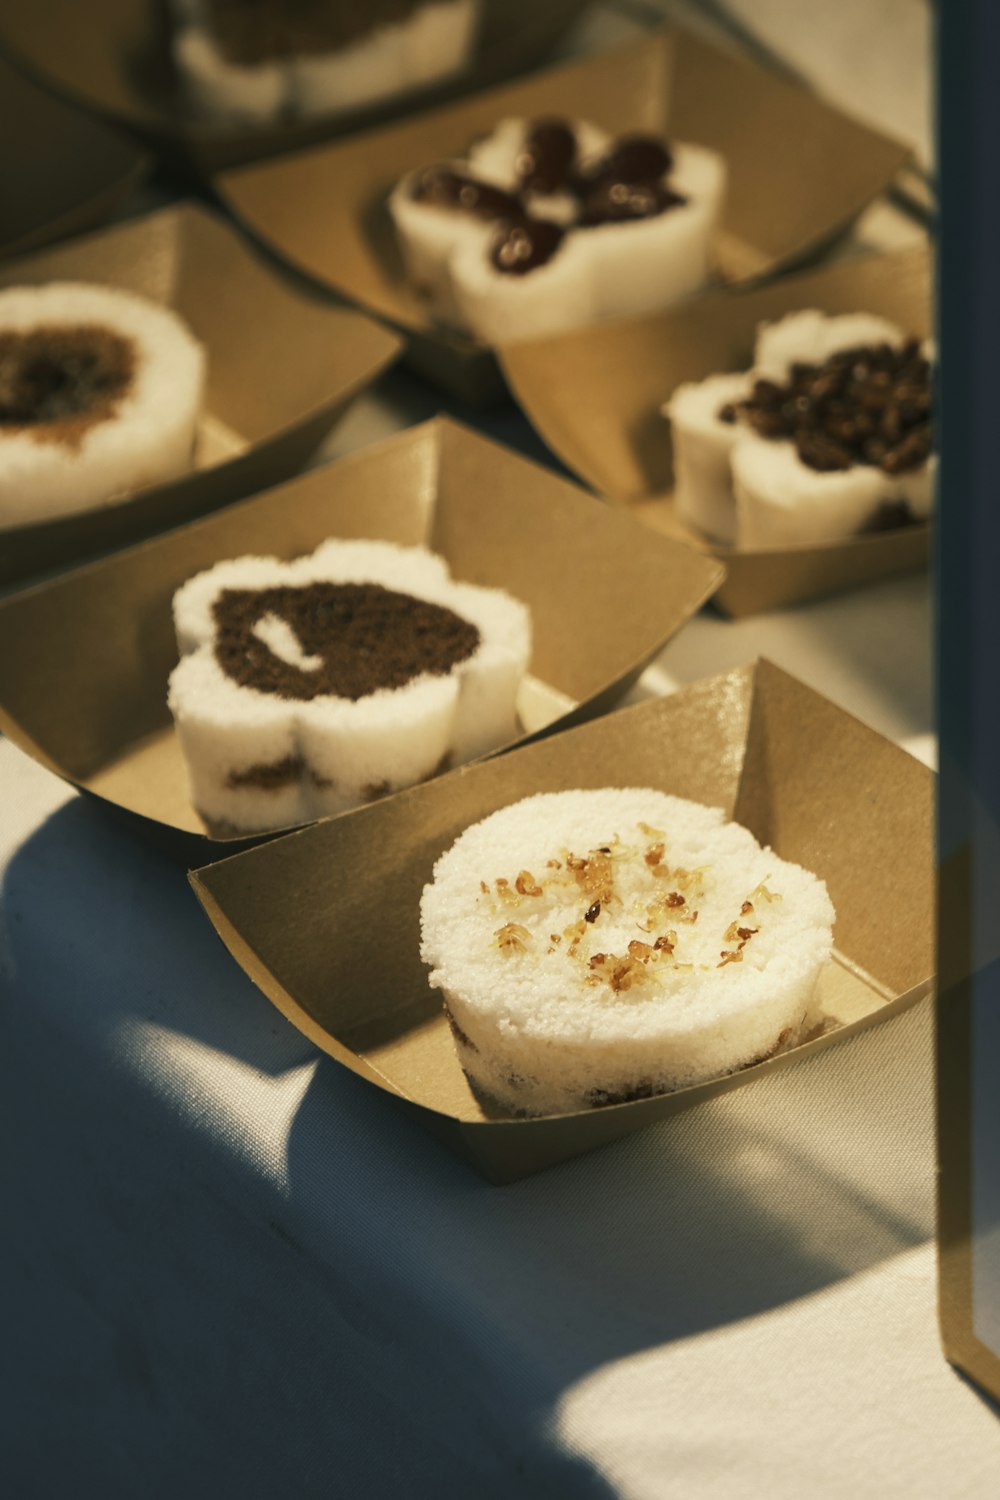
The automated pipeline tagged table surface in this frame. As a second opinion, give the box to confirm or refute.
[7,3,999,1497]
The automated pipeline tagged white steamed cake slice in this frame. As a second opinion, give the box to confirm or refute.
[664,371,754,545]
[0,282,205,529]
[389,118,725,344]
[581,141,726,325]
[420,788,835,1116]
[734,310,935,546]
[173,24,286,122]
[664,309,934,547]
[168,538,532,833]
[173,0,481,124]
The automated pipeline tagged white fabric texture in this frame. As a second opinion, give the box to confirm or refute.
[3,735,999,1498]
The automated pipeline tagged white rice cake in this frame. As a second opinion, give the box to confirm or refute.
[388,119,726,344]
[420,788,835,1116]
[663,309,934,548]
[0,282,205,529]
[173,0,481,123]
[168,538,532,833]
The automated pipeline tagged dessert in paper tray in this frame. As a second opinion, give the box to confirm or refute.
[664,310,934,548]
[0,282,205,528]
[421,788,834,1116]
[168,537,531,832]
[172,0,481,124]
[389,116,726,343]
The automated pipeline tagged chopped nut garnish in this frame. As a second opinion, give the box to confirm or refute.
[495,922,531,956]
[653,932,676,955]
[644,842,665,867]
[750,882,781,904]
[549,933,561,945]
[741,900,754,916]
[584,901,601,923]
[665,891,686,908]
[737,926,758,942]
[718,949,743,967]
[628,940,653,962]
[546,859,561,869]
[515,870,543,896]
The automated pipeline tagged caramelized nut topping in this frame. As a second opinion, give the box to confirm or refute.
[515,870,543,896]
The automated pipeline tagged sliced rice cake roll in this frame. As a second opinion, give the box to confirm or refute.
[733,311,934,545]
[391,118,723,343]
[405,1,482,89]
[288,23,408,117]
[731,436,895,547]
[581,141,727,323]
[172,23,288,123]
[168,539,531,833]
[663,371,754,544]
[448,221,595,345]
[420,788,835,1116]
[0,282,206,529]
[387,166,518,328]
[753,310,909,383]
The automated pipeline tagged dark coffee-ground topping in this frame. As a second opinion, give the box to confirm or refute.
[516,119,577,195]
[580,135,674,190]
[0,323,136,448]
[489,217,566,275]
[213,580,481,702]
[578,179,686,226]
[410,166,524,222]
[410,119,685,277]
[204,0,423,64]
[722,338,932,475]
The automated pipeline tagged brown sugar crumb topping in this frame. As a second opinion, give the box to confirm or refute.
[477,833,782,996]
[720,338,932,478]
[495,922,531,956]
[212,581,480,702]
[587,952,650,993]
[0,323,136,449]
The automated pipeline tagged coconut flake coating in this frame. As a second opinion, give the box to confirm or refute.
[420,788,835,1115]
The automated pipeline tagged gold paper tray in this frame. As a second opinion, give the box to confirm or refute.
[217,27,913,404]
[0,0,590,174]
[0,201,400,586]
[502,244,933,616]
[192,660,935,1182]
[0,55,148,262]
[0,417,723,862]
